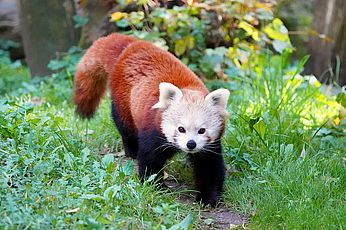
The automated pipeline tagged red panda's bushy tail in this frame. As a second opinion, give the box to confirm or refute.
[73,33,137,118]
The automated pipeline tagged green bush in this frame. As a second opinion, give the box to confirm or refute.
[110,0,293,80]
[0,49,30,96]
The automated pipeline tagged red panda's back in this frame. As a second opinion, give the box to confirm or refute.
[109,41,208,131]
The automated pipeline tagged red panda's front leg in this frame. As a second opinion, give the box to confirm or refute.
[190,140,226,206]
[136,129,177,186]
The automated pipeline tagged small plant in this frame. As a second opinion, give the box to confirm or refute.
[0,46,30,96]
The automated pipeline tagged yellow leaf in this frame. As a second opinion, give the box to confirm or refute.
[254,2,273,11]
[185,36,195,49]
[253,120,266,139]
[334,117,340,126]
[239,21,254,35]
[174,39,186,56]
[232,58,241,68]
[252,30,260,41]
[78,0,88,8]
[239,21,260,41]
[110,12,127,22]
[264,18,290,42]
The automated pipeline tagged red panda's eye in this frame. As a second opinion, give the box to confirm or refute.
[198,128,206,134]
[178,127,186,133]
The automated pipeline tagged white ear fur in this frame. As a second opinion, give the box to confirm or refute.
[152,82,183,109]
[205,88,230,117]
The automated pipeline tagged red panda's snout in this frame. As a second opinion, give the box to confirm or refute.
[172,125,219,153]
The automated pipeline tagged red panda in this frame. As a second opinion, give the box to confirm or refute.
[73,33,230,206]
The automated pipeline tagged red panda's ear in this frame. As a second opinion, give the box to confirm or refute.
[152,82,183,109]
[205,88,230,117]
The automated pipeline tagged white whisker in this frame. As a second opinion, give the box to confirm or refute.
[201,147,222,155]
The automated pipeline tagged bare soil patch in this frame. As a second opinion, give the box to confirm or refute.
[165,179,248,229]
[118,156,248,229]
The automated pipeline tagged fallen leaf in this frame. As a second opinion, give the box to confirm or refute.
[66,207,80,213]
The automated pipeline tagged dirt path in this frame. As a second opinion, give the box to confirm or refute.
[116,155,248,229]
[165,179,248,229]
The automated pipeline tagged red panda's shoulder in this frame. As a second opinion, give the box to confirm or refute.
[109,39,209,131]
[117,41,207,89]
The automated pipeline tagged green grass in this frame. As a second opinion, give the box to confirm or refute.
[221,53,346,229]
[1,48,345,229]
[0,92,196,229]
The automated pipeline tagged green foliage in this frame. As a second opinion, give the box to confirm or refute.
[336,92,346,107]
[275,0,314,57]
[0,40,20,50]
[223,51,343,167]
[0,49,30,96]
[110,0,293,79]
[0,98,193,228]
[73,15,89,28]
[47,46,83,73]
[221,53,345,228]
[0,52,195,228]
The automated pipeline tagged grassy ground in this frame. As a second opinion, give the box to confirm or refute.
[222,55,346,229]
[0,48,345,229]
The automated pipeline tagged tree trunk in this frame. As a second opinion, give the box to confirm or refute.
[0,0,24,59]
[17,0,80,77]
[74,0,114,47]
[332,3,346,86]
[305,0,346,85]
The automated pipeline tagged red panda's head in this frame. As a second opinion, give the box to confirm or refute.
[152,82,230,153]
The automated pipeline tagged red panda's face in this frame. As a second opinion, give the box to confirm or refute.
[152,83,230,154]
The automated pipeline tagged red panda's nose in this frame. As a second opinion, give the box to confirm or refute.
[187,140,196,150]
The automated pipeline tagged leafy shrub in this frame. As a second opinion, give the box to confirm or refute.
[0,48,30,96]
[223,51,343,168]
[0,89,193,229]
[109,0,293,80]
[219,51,346,229]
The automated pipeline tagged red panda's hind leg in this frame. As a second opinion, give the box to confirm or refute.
[111,103,138,158]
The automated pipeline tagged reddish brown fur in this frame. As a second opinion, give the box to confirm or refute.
[74,34,227,206]
[73,33,208,131]
[73,34,136,118]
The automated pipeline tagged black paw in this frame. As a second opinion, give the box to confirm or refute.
[196,193,218,207]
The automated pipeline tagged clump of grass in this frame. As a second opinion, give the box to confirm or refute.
[222,52,346,229]
[0,97,195,229]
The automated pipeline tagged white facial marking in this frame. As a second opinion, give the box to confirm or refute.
[159,87,229,153]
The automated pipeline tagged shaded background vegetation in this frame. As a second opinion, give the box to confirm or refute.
[1,0,346,85]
